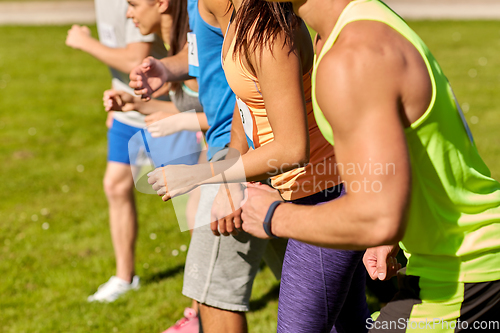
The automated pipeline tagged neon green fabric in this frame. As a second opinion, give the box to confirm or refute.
[407,277,464,332]
[312,0,500,282]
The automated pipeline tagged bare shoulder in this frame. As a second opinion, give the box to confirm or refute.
[203,0,232,20]
[318,20,431,126]
[251,31,294,69]
[256,22,312,67]
[317,20,419,98]
[315,21,410,131]
[199,0,232,29]
[320,21,409,79]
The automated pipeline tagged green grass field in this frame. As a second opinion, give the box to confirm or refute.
[1,21,499,332]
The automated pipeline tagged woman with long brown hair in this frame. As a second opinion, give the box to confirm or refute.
[219,1,370,331]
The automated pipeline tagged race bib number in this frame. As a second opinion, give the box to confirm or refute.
[98,23,117,48]
[187,33,199,67]
[237,99,254,148]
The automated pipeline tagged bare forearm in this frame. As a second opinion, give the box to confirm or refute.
[134,99,179,115]
[271,195,403,250]
[159,47,193,82]
[200,139,307,186]
[197,113,209,131]
[80,38,146,73]
[223,105,304,182]
[241,142,306,181]
[172,112,209,131]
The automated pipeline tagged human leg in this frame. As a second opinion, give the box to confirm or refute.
[334,259,372,333]
[162,187,202,333]
[183,184,272,333]
[199,304,247,333]
[276,185,369,332]
[87,119,141,302]
[103,161,137,283]
[277,239,368,333]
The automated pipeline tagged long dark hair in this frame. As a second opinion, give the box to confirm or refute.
[168,0,189,94]
[233,0,301,75]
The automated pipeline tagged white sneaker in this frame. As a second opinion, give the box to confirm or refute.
[87,276,140,302]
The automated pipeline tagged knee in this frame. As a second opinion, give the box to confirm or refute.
[103,175,133,200]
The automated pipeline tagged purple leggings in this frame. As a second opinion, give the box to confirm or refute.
[277,185,370,333]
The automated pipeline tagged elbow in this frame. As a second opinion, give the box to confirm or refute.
[371,215,407,246]
[293,150,310,168]
[301,148,310,166]
[288,144,310,168]
[355,189,410,248]
[280,150,309,173]
[268,140,309,175]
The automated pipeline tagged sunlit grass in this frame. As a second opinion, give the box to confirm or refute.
[0,20,499,332]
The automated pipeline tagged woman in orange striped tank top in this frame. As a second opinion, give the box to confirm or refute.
[214,0,370,331]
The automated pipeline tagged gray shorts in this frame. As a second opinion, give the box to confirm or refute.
[182,184,287,312]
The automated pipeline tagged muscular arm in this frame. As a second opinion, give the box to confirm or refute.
[268,44,412,249]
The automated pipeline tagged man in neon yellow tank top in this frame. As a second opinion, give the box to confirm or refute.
[241,0,500,331]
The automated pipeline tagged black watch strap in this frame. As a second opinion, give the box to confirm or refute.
[263,201,282,238]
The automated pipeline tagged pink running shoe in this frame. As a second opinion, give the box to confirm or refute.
[162,308,199,333]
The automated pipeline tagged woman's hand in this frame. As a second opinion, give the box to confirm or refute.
[129,57,168,100]
[103,89,138,112]
[210,183,246,236]
[65,25,92,50]
[147,164,204,201]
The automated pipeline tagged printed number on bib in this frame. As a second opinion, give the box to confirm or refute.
[98,23,118,48]
[450,85,474,144]
[187,33,199,67]
[237,99,255,149]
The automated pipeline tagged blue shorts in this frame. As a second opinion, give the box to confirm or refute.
[107,119,200,168]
